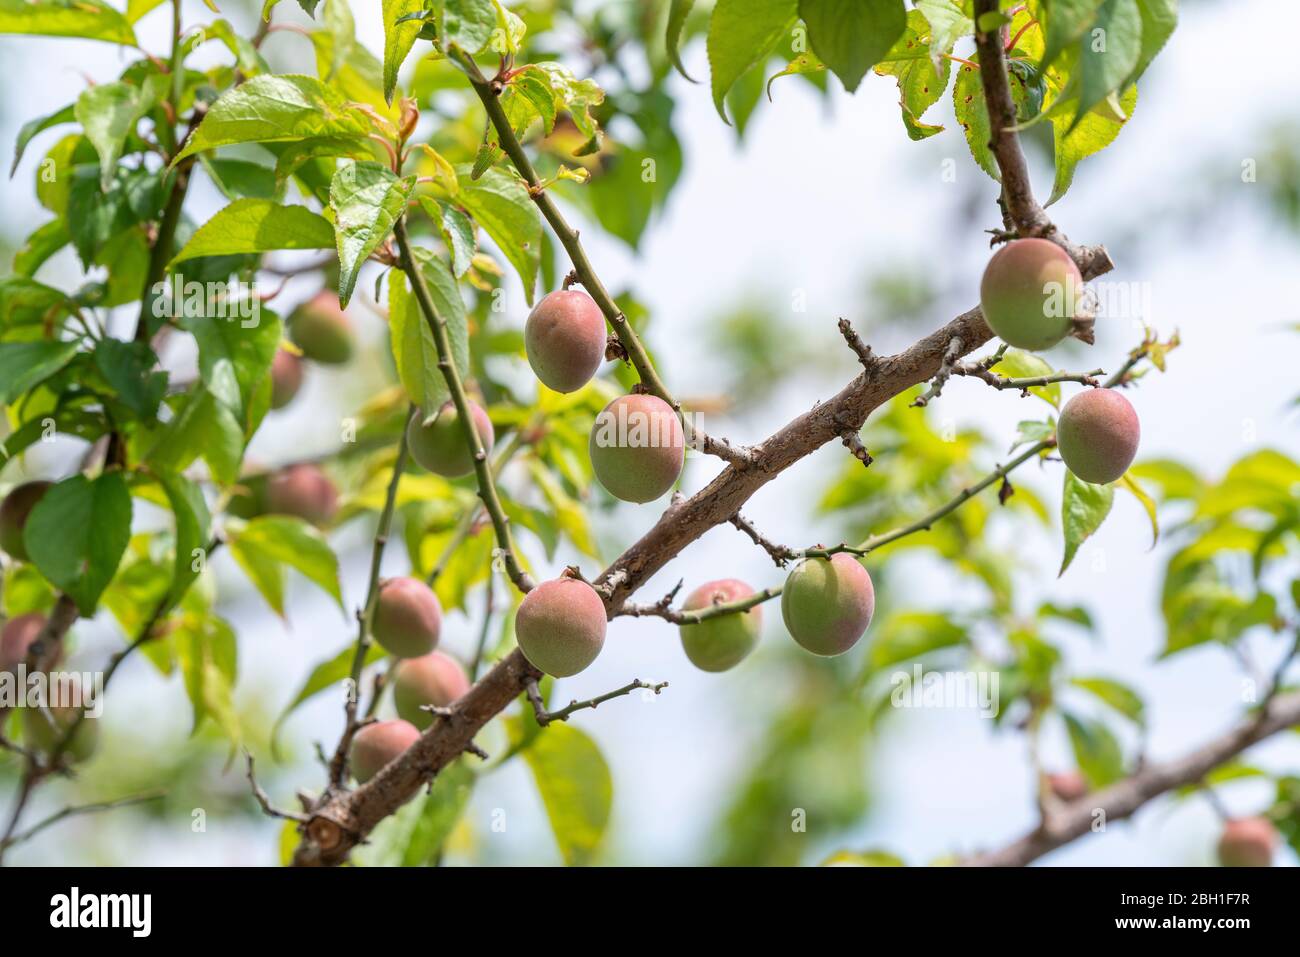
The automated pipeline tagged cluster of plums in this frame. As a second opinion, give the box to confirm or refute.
[980,238,1140,485]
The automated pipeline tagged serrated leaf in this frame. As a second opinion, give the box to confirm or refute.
[419,196,476,277]
[229,514,344,615]
[146,386,245,485]
[11,102,74,177]
[510,717,612,866]
[76,77,165,191]
[915,0,973,69]
[0,0,137,45]
[799,0,905,93]
[92,338,167,418]
[666,0,697,81]
[1060,470,1114,574]
[389,247,469,417]
[329,161,415,307]
[1071,0,1141,130]
[1048,82,1136,204]
[272,640,386,751]
[175,74,370,162]
[453,165,541,304]
[182,302,281,419]
[24,472,132,616]
[707,0,797,123]
[1129,0,1176,86]
[441,0,495,53]
[170,199,335,266]
[0,340,79,403]
[382,0,424,104]
[875,9,952,140]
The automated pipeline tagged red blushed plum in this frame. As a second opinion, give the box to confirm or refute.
[372,577,443,659]
[679,579,762,672]
[515,577,607,678]
[1057,388,1140,485]
[349,719,421,783]
[979,238,1082,351]
[1,613,47,671]
[392,652,471,729]
[0,481,52,562]
[1047,770,1089,802]
[1217,817,1278,867]
[781,553,875,656]
[407,401,494,478]
[524,289,608,393]
[288,291,355,364]
[265,464,339,526]
[269,348,304,409]
[588,394,684,503]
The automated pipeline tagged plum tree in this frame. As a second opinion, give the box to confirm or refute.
[781,554,875,656]
[287,291,354,364]
[1056,389,1141,485]
[0,481,52,562]
[979,238,1082,350]
[22,677,98,763]
[524,289,607,393]
[349,719,420,783]
[0,613,47,671]
[265,464,339,525]
[679,580,762,672]
[1047,770,1089,802]
[269,348,304,409]
[588,394,684,503]
[372,577,443,659]
[515,577,607,677]
[407,401,494,478]
[1216,817,1277,867]
[392,652,471,729]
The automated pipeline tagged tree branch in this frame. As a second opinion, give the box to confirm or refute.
[527,678,668,727]
[963,690,1300,866]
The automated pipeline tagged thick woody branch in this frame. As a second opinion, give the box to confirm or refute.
[963,691,1300,867]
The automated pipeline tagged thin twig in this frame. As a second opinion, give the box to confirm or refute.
[912,336,965,407]
[245,750,308,823]
[729,513,799,567]
[527,679,668,727]
[0,791,165,853]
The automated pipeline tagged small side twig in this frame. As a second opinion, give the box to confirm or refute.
[912,336,965,407]
[526,679,668,727]
[837,318,875,370]
[729,512,799,567]
[0,790,166,853]
[245,750,309,823]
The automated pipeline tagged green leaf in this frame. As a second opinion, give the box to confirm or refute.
[24,472,132,616]
[666,0,697,81]
[182,304,282,419]
[821,849,906,866]
[441,0,495,54]
[874,9,952,140]
[511,718,612,866]
[146,386,245,485]
[799,0,905,93]
[229,514,344,615]
[12,218,70,276]
[1048,83,1136,204]
[157,471,211,610]
[1118,470,1158,547]
[993,349,1061,407]
[707,0,797,122]
[382,0,424,104]
[1040,0,1106,69]
[0,0,136,45]
[420,197,476,278]
[1062,710,1125,788]
[1072,0,1141,128]
[360,760,476,866]
[11,103,75,177]
[170,199,335,266]
[915,0,973,69]
[329,161,415,307]
[389,247,469,417]
[1060,471,1114,574]
[867,611,967,672]
[174,613,239,740]
[174,74,370,162]
[75,76,165,191]
[0,340,79,403]
[1129,0,1176,86]
[453,166,541,304]
[201,158,279,201]
[1037,601,1095,631]
[92,338,167,418]
[272,640,386,750]
[1070,675,1145,725]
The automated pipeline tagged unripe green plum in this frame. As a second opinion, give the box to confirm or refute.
[979,238,1082,351]
[288,291,354,364]
[0,481,52,562]
[372,577,442,659]
[407,401,494,478]
[515,577,607,677]
[589,394,684,503]
[679,579,762,672]
[392,651,470,729]
[1057,388,1140,485]
[227,470,269,520]
[264,464,339,526]
[781,553,875,656]
[1047,770,1088,802]
[269,348,304,409]
[349,719,420,783]
[524,289,607,393]
[23,677,98,763]
[1217,817,1277,867]
[1,613,47,671]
